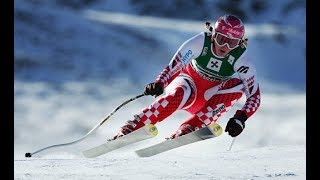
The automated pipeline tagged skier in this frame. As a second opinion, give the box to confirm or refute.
[112,14,261,140]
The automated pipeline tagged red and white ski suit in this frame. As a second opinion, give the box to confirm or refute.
[133,32,261,131]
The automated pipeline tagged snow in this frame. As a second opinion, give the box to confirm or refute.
[15,145,305,180]
[14,0,306,179]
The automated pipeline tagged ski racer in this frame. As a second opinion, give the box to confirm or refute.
[112,14,261,140]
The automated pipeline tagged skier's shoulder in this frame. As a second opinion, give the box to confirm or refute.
[193,31,211,39]
[187,31,211,44]
[184,31,207,45]
[187,31,204,39]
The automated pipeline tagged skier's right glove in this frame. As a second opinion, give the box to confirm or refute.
[144,82,163,97]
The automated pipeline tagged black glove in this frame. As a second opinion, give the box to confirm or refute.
[225,117,245,137]
[144,82,163,96]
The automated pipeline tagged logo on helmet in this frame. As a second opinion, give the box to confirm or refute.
[214,15,245,39]
[226,28,242,38]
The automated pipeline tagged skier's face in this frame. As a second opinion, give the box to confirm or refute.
[212,32,241,57]
[213,40,232,57]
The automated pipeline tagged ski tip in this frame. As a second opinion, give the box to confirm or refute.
[208,123,223,136]
[145,124,158,136]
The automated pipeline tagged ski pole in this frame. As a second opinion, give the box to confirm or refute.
[25,93,147,157]
[227,137,236,151]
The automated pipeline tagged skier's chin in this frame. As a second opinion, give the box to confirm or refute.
[213,44,230,57]
[216,49,229,57]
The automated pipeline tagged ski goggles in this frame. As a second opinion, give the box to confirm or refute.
[213,32,241,49]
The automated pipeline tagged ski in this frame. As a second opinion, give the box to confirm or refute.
[135,123,223,157]
[82,124,158,158]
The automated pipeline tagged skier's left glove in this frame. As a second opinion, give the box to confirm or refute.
[225,110,247,137]
[225,118,245,137]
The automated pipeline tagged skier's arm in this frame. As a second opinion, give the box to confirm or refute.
[233,50,261,121]
[155,32,205,89]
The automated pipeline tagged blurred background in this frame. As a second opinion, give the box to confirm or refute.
[14,0,306,158]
